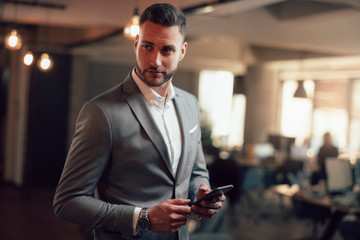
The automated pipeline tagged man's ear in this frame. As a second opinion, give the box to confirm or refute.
[179,41,188,61]
[134,35,139,53]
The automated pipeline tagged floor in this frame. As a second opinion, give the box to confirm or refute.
[0,183,92,240]
[0,183,344,240]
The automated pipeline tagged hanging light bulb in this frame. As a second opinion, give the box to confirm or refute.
[23,51,34,66]
[4,28,22,50]
[124,7,140,39]
[37,53,53,71]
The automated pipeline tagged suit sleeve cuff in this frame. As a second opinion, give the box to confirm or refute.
[133,207,141,235]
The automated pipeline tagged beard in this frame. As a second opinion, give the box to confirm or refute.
[135,63,175,87]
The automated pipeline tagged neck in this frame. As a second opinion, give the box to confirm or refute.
[134,67,172,98]
[153,81,171,98]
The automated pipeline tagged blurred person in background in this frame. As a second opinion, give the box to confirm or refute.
[311,132,339,185]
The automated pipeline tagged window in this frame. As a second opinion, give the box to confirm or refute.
[312,108,348,151]
[228,94,246,148]
[198,70,245,149]
[312,80,349,152]
[349,79,360,157]
[281,78,360,159]
[281,80,314,145]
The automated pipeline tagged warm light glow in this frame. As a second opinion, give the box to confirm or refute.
[228,94,246,148]
[124,15,139,39]
[4,29,22,50]
[195,5,214,14]
[198,70,238,147]
[281,80,314,145]
[37,53,53,71]
[23,52,34,66]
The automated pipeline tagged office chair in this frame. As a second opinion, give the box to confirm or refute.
[237,166,267,223]
[286,171,331,240]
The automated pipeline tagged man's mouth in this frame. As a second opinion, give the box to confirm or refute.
[146,69,164,76]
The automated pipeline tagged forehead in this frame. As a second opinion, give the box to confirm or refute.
[139,21,184,46]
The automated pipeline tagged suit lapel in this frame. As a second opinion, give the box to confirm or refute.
[172,93,189,180]
[122,75,174,178]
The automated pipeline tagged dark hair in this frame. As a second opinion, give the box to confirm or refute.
[140,3,186,39]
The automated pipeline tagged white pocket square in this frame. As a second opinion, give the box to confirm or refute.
[189,124,198,134]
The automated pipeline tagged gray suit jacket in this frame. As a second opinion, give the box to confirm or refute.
[53,74,210,240]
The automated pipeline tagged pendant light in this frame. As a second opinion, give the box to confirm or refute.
[293,52,308,98]
[37,9,54,71]
[37,53,53,71]
[4,28,23,50]
[4,1,67,70]
[293,80,307,98]
[23,51,34,66]
[4,4,22,50]
[124,1,140,39]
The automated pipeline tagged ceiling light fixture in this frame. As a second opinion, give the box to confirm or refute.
[4,3,22,50]
[293,52,308,98]
[124,4,140,39]
[37,53,53,71]
[23,51,34,66]
[35,9,54,72]
[3,0,67,70]
[293,80,307,98]
[4,28,23,50]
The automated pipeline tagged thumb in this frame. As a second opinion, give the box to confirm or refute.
[199,183,210,192]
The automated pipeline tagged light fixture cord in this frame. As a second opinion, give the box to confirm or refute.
[0,1,5,22]
[44,8,52,48]
[13,1,19,29]
[134,0,139,15]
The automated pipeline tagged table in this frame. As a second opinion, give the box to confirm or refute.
[272,184,360,240]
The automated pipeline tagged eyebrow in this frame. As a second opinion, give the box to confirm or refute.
[141,40,154,46]
[141,40,177,49]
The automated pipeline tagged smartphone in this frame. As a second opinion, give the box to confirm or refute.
[189,184,234,206]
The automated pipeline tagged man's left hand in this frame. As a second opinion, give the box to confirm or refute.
[191,183,226,219]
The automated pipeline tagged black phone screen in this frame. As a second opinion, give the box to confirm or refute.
[190,184,233,206]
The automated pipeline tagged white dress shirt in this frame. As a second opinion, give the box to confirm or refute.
[131,69,183,232]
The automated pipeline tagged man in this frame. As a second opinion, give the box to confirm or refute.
[53,3,225,240]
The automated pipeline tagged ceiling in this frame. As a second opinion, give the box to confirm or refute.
[1,0,360,77]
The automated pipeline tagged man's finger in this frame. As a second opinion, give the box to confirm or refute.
[168,198,191,205]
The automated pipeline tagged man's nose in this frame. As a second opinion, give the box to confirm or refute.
[149,51,161,67]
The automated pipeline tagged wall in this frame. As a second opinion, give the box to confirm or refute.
[4,50,30,186]
[26,53,72,187]
[87,62,133,100]
[172,70,199,97]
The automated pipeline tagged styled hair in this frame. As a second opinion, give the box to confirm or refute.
[140,3,187,39]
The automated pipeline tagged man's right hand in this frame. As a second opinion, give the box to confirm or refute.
[148,199,191,234]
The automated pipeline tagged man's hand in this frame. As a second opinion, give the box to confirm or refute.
[191,183,226,219]
[148,199,191,234]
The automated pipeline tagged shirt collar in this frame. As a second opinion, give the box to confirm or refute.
[131,68,175,103]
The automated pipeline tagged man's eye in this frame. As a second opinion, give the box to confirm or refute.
[143,45,153,51]
[162,48,175,54]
